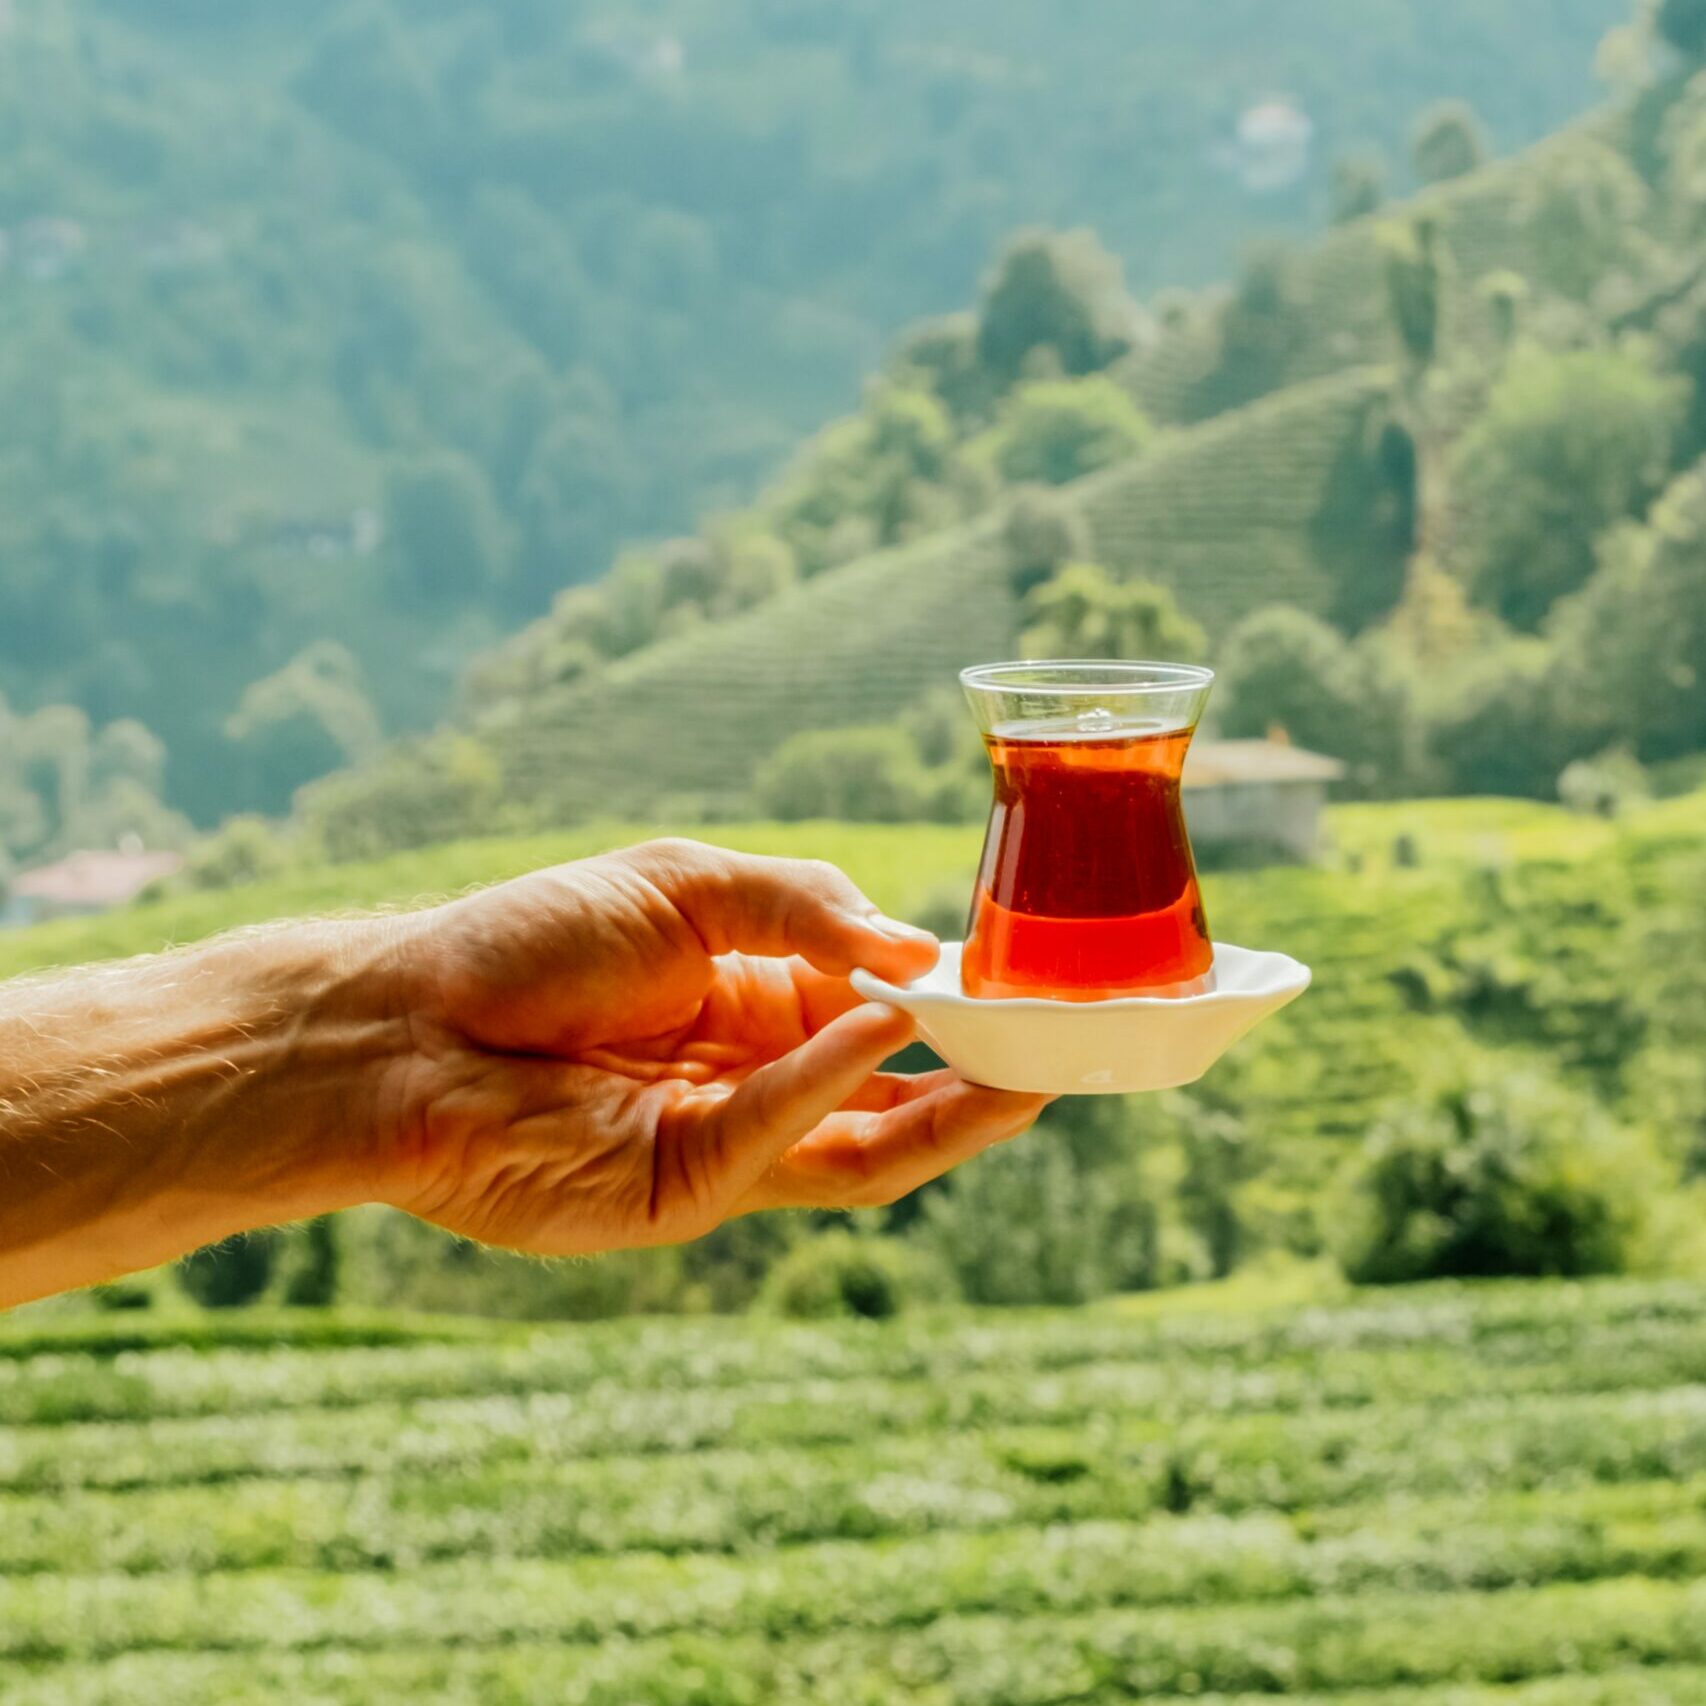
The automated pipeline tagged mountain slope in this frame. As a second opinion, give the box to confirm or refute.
[484,367,1400,821]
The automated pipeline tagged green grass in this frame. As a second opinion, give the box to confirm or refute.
[5,1277,1706,1700]
[3,789,1699,1234]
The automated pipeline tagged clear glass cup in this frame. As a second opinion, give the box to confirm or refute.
[959,660,1216,1001]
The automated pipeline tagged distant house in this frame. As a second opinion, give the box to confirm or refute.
[3,847,185,928]
[1183,738,1344,862]
[1223,99,1314,192]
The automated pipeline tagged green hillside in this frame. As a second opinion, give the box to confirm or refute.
[484,366,1403,823]
[6,788,1701,1273]
[7,1277,1706,1699]
[390,48,1706,845]
[0,0,1627,834]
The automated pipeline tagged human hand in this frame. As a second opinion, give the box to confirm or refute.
[374,840,1050,1253]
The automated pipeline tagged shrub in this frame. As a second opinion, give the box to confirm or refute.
[976,375,1155,487]
[921,1134,1120,1305]
[1452,346,1682,629]
[176,1232,279,1309]
[752,725,933,822]
[1558,746,1651,818]
[1412,99,1487,184]
[1335,1074,1659,1284]
[760,1232,956,1320]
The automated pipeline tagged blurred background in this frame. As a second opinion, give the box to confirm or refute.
[4,1,1706,1700]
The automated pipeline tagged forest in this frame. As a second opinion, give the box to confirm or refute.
[0,0,1626,865]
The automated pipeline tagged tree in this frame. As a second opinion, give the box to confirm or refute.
[976,229,1140,390]
[1547,463,1706,762]
[1478,270,1528,347]
[1425,635,1570,797]
[1452,346,1682,628]
[752,725,932,822]
[1520,142,1649,301]
[225,642,383,814]
[1657,0,1706,59]
[382,452,508,607]
[1002,487,1092,599]
[1021,562,1205,661]
[1412,99,1487,185]
[1379,215,1444,372]
[1335,1074,1658,1284]
[1214,606,1354,753]
[977,376,1155,486]
[1330,151,1386,224]
[299,733,502,861]
[1211,240,1304,408]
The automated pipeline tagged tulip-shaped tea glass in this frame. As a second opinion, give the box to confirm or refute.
[959,661,1216,1001]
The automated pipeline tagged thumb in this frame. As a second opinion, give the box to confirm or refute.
[616,839,940,982]
[694,1002,916,1208]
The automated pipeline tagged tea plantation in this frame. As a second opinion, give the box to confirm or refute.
[5,1277,1706,1701]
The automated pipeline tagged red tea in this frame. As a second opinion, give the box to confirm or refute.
[961,724,1213,1000]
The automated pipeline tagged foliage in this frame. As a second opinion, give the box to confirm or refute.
[975,230,1140,389]
[974,376,1155,487]
[1519,140,1653,300]
[1452,346,1684,629]
[1379,215,1446,370]
[299,734,502,861]
[1559,745,1653,816]
[1330,151,1387,224]
[1020,562,1206,662]
[1547,462,1706,761]
[752,727,935,823]
[1413,98,1489,184]
[760,1232,955,1320]
[1658,0,1706,59]
[1215,605,1419,791]
[0,695,188,870]
[381,453,508,608]
[175,1233,279,1309]
[921,1134,1130,1305]
[224,643,383,816]
[1001,486,1093,599]
[1336,1074,1660,1284]
[9,1280,1706,1698]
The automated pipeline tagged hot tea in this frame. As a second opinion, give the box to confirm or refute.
[958,662,1215,1002]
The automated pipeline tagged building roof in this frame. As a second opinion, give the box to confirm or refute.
[1184,739,1346,788]
[10,848,184,910]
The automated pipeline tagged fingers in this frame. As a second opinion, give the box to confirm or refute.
[746,1079,1052,1212]
[618,839,939,984]
[691,1002,917,1211]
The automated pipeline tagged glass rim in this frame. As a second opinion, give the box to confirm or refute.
[959,659,1215,697]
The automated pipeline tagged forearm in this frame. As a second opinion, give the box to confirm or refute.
[0,921,409,1308]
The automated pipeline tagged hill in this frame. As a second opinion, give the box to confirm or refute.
[6,1277,1706,1699]
[0,0,1629,836]
[390,48,1706,843]
[488,367,1404,823]
[5,788,1701,1282]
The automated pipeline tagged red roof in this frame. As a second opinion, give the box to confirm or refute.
[11,849,185,909]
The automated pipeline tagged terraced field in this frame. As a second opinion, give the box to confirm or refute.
[6,1278,1706,1701]
[487,366,1403,822]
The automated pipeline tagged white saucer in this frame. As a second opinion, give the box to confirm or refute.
[851,942,1310,1095]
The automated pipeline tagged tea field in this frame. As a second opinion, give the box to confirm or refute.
[5,1277,1706,1701]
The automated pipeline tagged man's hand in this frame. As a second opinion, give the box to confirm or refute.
[376,840,1049,1253]
[0,839,1048,1306]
